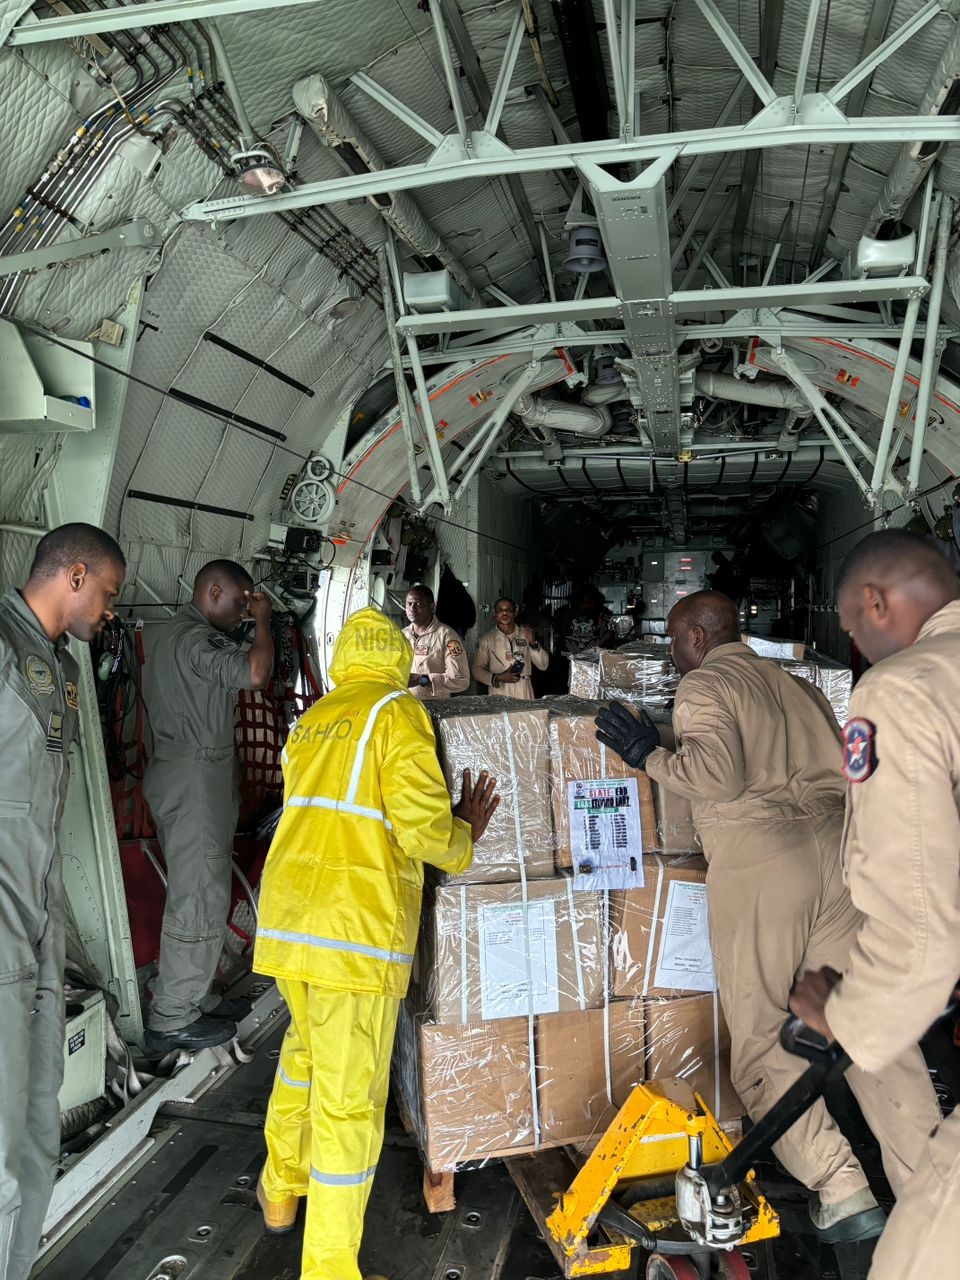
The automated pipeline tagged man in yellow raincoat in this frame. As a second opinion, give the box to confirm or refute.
[254,607,498,1280]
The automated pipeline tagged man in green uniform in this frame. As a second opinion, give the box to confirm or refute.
[0,523,125,1280]
[143,559,273,1054]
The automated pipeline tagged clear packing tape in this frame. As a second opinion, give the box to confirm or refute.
[394,698,735,1173]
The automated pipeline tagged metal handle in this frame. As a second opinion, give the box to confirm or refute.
[780,1016,847,1066]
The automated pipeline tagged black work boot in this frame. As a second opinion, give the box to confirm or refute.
[144,1014,237,1055]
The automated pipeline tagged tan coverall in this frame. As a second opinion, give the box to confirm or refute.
[824,602,960,1278]
[645,642,940,1204]
[472,625,549,700]
[402,618,469,700]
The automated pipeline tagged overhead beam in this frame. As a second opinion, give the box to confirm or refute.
[579,152,681,451]
[182,114,960,221]
[0,219,157,276]
[392,276,928,336]
[693,0,778,106]
[7,0,323,43]
[826,0,942,104]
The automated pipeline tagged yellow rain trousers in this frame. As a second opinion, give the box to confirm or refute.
[255,608,473,1280]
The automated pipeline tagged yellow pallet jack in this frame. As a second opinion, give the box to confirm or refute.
[508,1018,853,1280]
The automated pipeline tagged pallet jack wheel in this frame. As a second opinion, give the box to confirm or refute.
[646,1256,701,1280]
[714,1250,751,1280]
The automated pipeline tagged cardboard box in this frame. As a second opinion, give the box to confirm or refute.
[741,633,806,661]
[548,706,659,869]
[430,699,554,882]
[644,992,741,1123]
[537,1000,646,1144]
[598,647,679,704]
[393,998,647,1168]
[569,657,600,699]
[610,855,712,999]
[395,1005,538,1170]
[428,878,605,1025]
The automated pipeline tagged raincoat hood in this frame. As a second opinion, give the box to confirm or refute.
[328,607,413,689]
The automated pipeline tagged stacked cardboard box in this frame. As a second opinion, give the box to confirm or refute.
[741,636,853,723]
[397,695,738,1175]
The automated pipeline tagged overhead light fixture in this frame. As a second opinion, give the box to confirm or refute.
[232,148,285,196]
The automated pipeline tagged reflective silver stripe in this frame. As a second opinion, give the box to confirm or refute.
[310,1164,377,1187]
[257,926,414,966]
[345,689,404,804]
[286,794,392,828]
[278,1066,310,1089]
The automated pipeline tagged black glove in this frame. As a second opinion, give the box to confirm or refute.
[595,701,660,770]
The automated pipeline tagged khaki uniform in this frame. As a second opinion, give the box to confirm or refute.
[402,619,469,700]
[645,642,939,1204]
[0,591,79,1280]
[143,604,252,1032]
[472,625,549,700]
[824,602,960,1279]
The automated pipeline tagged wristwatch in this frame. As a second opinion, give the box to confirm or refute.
[418,674,431,688]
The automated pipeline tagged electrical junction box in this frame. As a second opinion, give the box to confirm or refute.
[59,989,106,1114]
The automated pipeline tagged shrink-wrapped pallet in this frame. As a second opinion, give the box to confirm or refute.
[427,697,554,882]
[568,656,600,698]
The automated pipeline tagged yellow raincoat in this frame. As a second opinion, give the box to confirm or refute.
[256,608,472,1280]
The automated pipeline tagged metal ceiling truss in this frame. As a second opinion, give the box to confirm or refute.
[6,0,326,42]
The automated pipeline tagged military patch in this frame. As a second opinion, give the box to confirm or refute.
[65,681,79,711]
[208,634,229,650]
[25,655,54,697]
[45,712,64,754]
[447,639,464,657]
[842,717,876,783]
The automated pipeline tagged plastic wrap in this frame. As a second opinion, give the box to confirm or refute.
[777,655,853,725]
[545,697,699,863]
[597,645,680,707]
[644,992,741,1123]
[568,656,600,698]
[428,697,554,882]
[741,633,806,660]
[393,995,647,1170]
[608,855,711,998]
[425,877,606,1024]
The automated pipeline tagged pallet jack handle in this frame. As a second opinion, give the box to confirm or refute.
[703,999,959,1199]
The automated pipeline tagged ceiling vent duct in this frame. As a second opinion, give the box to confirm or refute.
[563,226,607,273]
[293,74,480,304]
[515,394,611,439]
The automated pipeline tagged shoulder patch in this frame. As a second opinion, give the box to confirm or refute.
[26,654,54,696]
[447,638,464,657]
[842,717,876,783]
[208,634,229,651]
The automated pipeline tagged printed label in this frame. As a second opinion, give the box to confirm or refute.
[568,777,645,891]
[478,899,560,1019]
[653,880,717,993]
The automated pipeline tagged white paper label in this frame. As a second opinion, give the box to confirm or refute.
[478,899,560,1019]
[567,776,645,891]
[653,880,717,992]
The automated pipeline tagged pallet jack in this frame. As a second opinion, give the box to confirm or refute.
[507,1017,869,1280]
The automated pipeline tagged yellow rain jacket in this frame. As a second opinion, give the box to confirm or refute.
[254,607,472,997]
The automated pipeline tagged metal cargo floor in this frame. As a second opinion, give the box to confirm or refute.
[37,1018,958,1280]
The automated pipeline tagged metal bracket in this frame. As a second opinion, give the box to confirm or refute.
[0,220,158,277]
